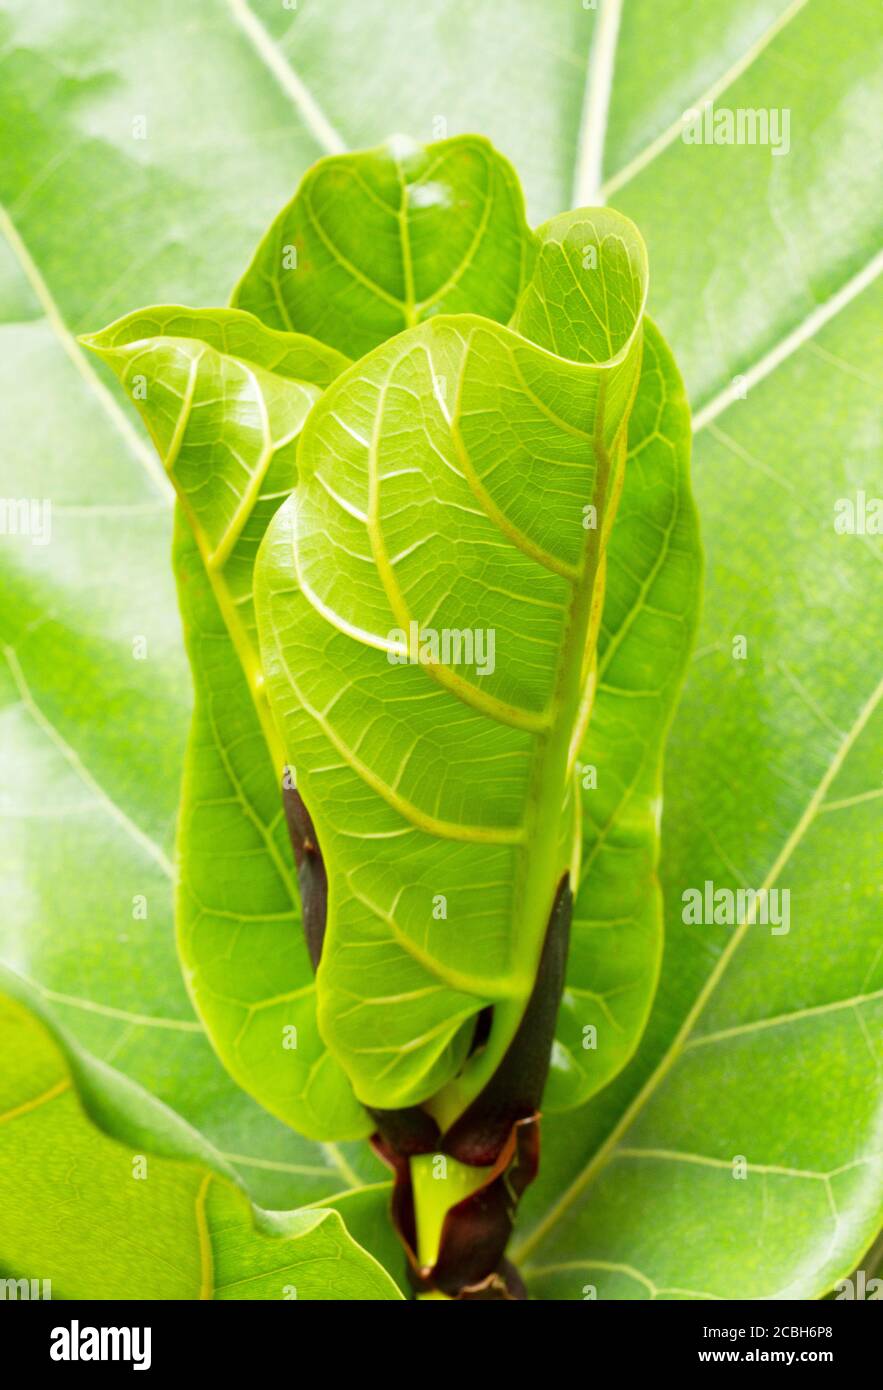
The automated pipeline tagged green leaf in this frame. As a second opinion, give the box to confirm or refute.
[515,274,883,1300]
[313,1182,409,1290]
[81,306,370,1140]
[545,317,701,1110]
[0,3,378,1197]
[600,0,883,409]
[84,160,673,1140]
[86,193,674,1138]
[254,208,648,1115]
[0,967,402,1299]
[232,134,536,357]
[79,309,346,600]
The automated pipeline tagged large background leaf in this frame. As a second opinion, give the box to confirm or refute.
[1,0,879,1295]
[0,0,388,1210]
[0,968,402,1299]
[514,275,883,1299]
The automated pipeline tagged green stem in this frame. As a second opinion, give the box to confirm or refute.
[410,1152,494,1297]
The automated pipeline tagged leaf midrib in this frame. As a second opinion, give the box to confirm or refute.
[431,352,638,1117]
[691,249,883,431]
[289,144,514,332]
[0,202,172,501]
[598,0,813,201]
[572,0,624,206]
[224,0,346,157]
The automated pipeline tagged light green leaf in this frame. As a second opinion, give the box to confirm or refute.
[545,317,701,1110]
[232,134,536,357]
[86,194,674,1137]
[313,1182,408,1290]
[0,0,616,1231]
[82,306,370,1140]
[0,967,401,1299]
[600,0,883,408]
[0,0,377,1203]
[255,209,648,1115]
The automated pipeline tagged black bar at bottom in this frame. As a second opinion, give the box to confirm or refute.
[1,1295,878,1374]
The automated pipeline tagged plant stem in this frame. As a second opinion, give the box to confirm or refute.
[410,1152,493,1288]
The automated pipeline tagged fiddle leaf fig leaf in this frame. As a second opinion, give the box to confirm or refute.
[82,196,676,1141]
[80,306,348,605]
[254,209,649,1117]
[232,134,537,358]
[546,317,701,1110]
[0,967,402,1299]
[82,203,676,1141]
[81,307,369,1139]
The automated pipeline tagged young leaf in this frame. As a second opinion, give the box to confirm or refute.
[254,210,649,1116]
[232,134,536,358]
[82,308,369,1139]
[545,317,701,1110]
[234,152,677,1125]
[0,967,402,1299]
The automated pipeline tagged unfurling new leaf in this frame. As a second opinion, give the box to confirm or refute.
[254,209,648,1118]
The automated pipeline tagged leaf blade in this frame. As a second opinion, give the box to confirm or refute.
[255,210,649,1114]
[232,134,537,356]
[84,307,371,1140]
[0,967,402,1300]
[546,317,701,1110]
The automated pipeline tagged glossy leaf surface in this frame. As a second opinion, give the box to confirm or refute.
[546,317,700,1109]
[255,209,648,1114]
[233,134,535,357]
[87,200,671,1134]
[515,277,883,1300]
[82,307,370,1139]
